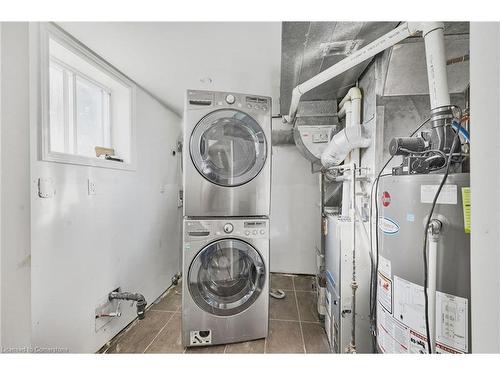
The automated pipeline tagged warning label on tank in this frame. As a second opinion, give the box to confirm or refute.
[409,330,429,354]
[435,342,465,354]
[377,273,392,313]
[420,184,458,205]
[436,291,468,352]
[377,302,409,353]
[393,276,426,335]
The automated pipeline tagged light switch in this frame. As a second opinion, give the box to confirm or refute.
[38,178,56,198]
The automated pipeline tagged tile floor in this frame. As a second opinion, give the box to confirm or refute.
[100,273,330,354]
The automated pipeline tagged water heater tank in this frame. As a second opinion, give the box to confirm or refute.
[376,173,470,354]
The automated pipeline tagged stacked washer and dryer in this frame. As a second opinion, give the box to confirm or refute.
[181,90,272,347]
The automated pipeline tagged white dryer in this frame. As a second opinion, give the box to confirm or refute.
[182,217,269,347]
[183,90,271,217]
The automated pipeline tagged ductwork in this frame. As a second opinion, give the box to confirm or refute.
[285,22,424,124]
[321,87,370,168]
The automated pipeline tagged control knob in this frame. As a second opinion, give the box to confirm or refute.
[225,94,236,105]
[223,223,234,234]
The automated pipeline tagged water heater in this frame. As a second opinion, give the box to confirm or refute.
[376,173,470,353]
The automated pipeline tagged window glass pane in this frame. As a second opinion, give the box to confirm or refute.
[76,77,105,157]
[49,64,65,153]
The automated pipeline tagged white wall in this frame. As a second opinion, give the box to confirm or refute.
[1,22,183,353]
[470,22,500,353]
[0,22,32,350]
[270,118,320,275]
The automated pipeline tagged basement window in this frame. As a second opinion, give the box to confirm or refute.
[41,24,135,169]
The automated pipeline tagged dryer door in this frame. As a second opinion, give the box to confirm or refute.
[189,109,267,187]
[188,238,266,316]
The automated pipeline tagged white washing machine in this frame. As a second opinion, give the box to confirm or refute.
[183,90,271,217]
[182,217,269,347]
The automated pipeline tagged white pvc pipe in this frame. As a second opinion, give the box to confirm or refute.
[428,237,438,353]
[321,87,369,169]
[286,22,422,122]
[422,22,451,109]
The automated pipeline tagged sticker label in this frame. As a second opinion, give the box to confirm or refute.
[420,184,458,205]
[377,273,393,313]
[436,291,468,352]
[381,191,391,207]
[435,342,464,354]
[462,187,471,234]
[406,213,415,222]
[378,255,392,278]
[409,330,429,354]
[377,302,409,353]
[378,217,400,235]
[393,276,426,335]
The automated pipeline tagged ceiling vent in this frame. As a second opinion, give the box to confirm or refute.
[320,39,363,57]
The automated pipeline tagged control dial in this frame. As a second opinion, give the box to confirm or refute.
[225,94,236,104]
[223,223,234,234]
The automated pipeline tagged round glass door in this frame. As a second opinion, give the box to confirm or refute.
[190,109,267,187]
[188,239,266,316]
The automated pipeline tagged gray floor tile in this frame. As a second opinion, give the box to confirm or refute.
[152,292,181,312]
[107,311,173,353]
[302,322,330,353]
[103,275,329,354]
[270,273,294,291]
[225,338,265,354]
[151,286,182,312]
[270,292,299,320]
[294,275,316,292]
[145,313,183,353]
[266,320,304,353]
[185,344,226,353]
[296,291,319,322]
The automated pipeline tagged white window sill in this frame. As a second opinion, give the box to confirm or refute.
[43,152,136,171]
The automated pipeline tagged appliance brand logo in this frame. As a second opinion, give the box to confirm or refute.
[378,217,400,235]
[381,191,391,207]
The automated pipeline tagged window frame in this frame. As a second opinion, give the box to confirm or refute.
[39,23,136,170]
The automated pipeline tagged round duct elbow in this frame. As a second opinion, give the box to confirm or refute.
[321,127,371,169]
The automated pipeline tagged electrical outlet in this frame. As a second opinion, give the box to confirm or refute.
[88,179,97,195]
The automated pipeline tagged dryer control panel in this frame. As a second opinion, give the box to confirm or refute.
[186,89,271,113]
[185,219,268,239]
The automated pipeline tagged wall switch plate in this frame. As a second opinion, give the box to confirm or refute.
[88,179,97,195]
[38,178,55,198]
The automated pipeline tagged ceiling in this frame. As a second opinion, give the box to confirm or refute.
[280,22,398,114]
[57,22,282,115]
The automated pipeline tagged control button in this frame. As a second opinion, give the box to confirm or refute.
[223,223,234,234]
[252,230,258,235]
[225,94,236,104]
[247,104,252,109]
[262,106,267,111]
[254,105,260,110]
[245,231,250,236]
[260,229,265,235]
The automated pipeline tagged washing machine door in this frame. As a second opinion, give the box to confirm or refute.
[190,109,267,187]
[188,238,266,316]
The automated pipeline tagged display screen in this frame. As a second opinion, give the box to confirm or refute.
[244,222,266,228]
